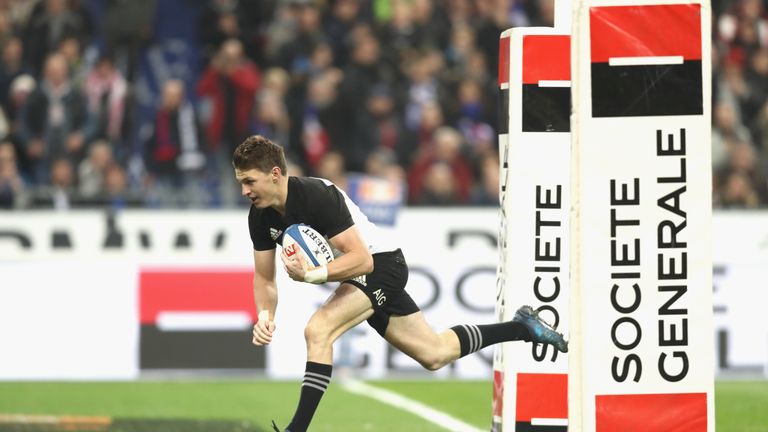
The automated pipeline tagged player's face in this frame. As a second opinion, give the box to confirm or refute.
[235,168,277,207]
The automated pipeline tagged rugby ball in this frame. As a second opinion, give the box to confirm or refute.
[282,224,335,267]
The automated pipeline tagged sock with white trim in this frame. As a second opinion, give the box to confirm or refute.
[286,361,332,432]
[450,322,531,357]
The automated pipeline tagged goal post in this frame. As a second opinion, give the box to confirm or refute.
[493,24,572,432]
[568,0,715,430]
[494,0,715,430]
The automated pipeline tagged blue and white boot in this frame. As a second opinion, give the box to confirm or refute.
[513,305,568,353]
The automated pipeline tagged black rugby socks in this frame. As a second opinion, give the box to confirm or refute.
[451,322,531,357]
[286,361,332,432]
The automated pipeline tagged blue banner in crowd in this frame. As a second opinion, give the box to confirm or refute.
[344,174,403,226]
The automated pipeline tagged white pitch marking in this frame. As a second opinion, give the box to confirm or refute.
[608,56,684,66]
[538,80,571,87]
[532,418,569,426]
[341,380,485,432]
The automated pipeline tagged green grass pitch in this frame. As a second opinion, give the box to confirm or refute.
[0,380,765,431]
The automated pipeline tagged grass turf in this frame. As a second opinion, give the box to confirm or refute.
[0,380,765,431]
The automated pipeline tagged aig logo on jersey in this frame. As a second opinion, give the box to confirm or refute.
[372,288,386,306]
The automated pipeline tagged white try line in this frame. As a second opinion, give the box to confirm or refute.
[341,380,485,432]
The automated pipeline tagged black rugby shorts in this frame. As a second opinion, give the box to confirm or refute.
[343,248,420,337]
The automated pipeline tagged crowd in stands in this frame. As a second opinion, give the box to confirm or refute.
[0,0,766,210]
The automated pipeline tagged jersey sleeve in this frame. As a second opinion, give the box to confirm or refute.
[312,183,354,238]
[248,206,276,251]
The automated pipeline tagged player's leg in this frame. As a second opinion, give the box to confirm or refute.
[284,282,373,432]
[384,305,568,372]
[304,282,374,363]
[363,249,566,371]
[383,311,462,370]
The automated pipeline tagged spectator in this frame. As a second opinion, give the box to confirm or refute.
[252,85,291,151]
[0,140,26,208]
[752,99,768,151]
[403,52,445,131]
[145,79,206,207]
[726,141,768,200]
[199,0,266,66]
[301,70,344,170]
[102,0,155,81]
[308,41,336,78]
[469,153,499,206]
[197,38,260,205]
[475,0,519,78]
[77,138,113,200]
[6,0,38,31]
[337,28,392,138]
[532,0,556,27]
[57,35,87,88]
[718,0,768,52]
[408,126,473,204]
[83,54,128,146]
[322,0,368,67]
[98,161,143,209]
[364,147,405,190]
[353,82,411,168]
[5,74,35,178]
[5,73,34,137]
[20,53,91,183]
[416,161,460,206]
[719,171,761,208]
[252,67,291,147]
[0,37,32,111]
[444,23,478,84]
[410,100,445,160]
[23,0,90,72]
[0,10,15,50]
[743,48,768,124]
[30,156,74,209]
[712,102,752,169]
[197,38,260,157]
[454,77,494,148]
[378,0,419,61]
[271,0,325,76]
[314,149,347,190]
[410,0,451,51]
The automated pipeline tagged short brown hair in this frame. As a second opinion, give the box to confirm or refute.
[232,135,287,174]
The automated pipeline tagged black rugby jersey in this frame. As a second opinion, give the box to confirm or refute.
[248,176,395,253]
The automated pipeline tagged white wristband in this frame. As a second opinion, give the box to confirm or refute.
[304,266,328,284]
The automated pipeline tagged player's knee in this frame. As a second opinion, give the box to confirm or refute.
[418,353,449,371]
[303,320,332,348]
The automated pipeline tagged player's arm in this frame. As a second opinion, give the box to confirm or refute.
[282,224,373,284]
[252,248,277,346]
[324,224,373,281]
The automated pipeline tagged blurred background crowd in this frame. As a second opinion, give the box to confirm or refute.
[0,0,766,210]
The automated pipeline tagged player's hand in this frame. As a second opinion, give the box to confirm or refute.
[281,249,309,282]
[252,314,275,346]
